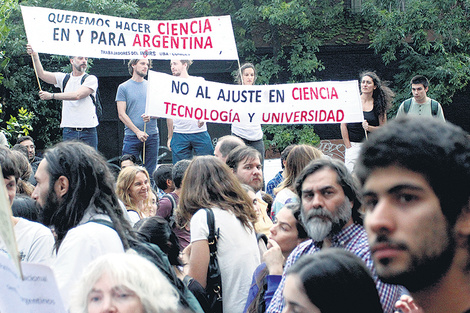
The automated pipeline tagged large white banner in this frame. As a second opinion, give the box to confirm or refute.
[21,6,238,60]
[146,71,364,124]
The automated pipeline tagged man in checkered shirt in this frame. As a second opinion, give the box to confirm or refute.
[266,158,402,313]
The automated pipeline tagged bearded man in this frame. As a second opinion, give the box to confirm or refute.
[32,141,133,309]
[27,45,99,149]
[266,158,403,313]
[357,117,470,313]
[116,59,159,180]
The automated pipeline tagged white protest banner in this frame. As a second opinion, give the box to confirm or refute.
[0,169,22,278]
[21,6,238,60]
[146,71,364,124]
[0,253,66,313]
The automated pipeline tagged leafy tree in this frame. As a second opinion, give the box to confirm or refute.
[0,0,18,86]
[362,0,470,114]
[192,0,369,149]
[5,0,468,150]
[0,0,138,148]
[263,124,320,153]
[135,0,191,20]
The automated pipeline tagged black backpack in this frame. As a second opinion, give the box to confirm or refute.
[403,98,438,116]
[62,73,103,119]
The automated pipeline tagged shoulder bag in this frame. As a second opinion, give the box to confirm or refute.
[204,208,223,313]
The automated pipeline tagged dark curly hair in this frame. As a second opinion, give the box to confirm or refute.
[360,71,394,120]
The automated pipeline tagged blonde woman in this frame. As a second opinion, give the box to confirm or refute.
[271,145,323,218]
[177,156,260,313]
[116,166,150,225]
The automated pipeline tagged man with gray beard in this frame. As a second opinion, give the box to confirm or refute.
[266,158,402,313]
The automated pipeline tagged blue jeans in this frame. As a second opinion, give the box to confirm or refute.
[63,127,98,150]
[170,131,214,164]
[122,133,160,178]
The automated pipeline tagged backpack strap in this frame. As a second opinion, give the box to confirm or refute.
[89,218,115,229]
[80,73,97,106]
[430,100,438,116]
[62,73,97,106]
[162,194,177,211]
[403,98,412,114]
[80,73,90,84]
[63,73,89,89]
[163,193,178,227]
[62,73,71,92]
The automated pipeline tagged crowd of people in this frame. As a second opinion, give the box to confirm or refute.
[0,46,465,313]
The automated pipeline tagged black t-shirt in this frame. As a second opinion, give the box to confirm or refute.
[346,109,379,142]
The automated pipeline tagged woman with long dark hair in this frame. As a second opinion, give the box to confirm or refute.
[340,71,394,173]
[283,249,383,313]
[177,156,260,313]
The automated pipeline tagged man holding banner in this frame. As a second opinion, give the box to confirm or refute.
[116,59,159,179]
[26,45,99,149]
[167,59,214,163]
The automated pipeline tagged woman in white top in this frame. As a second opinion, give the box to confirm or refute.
[232,63,265,167]
[177,156,261,313]
[271,144,323,218]
[116,166,151,225]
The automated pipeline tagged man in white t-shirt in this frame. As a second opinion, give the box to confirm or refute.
[26,44,99,149]
[166,60,214,163]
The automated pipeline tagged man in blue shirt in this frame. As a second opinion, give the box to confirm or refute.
[116,59,159,180]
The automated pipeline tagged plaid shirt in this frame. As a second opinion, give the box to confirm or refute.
[266,170,283,197]
[266,223,403,313]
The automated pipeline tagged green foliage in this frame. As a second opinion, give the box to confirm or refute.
[0,0,18,86]
[191,0,370,149]
[3,106,34,143]
[4,0,468,151]
[136,0,190,20]
[32,0,139,16]
[263,124,320,153]
[362,0,470,113]
[0,0,138,149]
